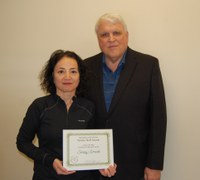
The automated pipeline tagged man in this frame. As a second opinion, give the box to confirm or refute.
[84,13,167,180]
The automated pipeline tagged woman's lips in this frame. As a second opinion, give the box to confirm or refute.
[63,82,72,85]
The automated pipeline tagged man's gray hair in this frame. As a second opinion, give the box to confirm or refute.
[95,13,128,34]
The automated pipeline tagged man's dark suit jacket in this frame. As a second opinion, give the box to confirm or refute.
[84,47,167,180]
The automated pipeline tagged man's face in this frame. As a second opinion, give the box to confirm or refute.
[97,20,128,62]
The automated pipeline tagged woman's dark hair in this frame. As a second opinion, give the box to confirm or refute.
[40,49,86,96]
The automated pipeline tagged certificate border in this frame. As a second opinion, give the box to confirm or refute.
[63,129,114,170]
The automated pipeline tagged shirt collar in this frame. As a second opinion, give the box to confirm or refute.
[102,50,127,66]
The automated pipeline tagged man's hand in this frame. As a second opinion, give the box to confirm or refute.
[144,167,161,180]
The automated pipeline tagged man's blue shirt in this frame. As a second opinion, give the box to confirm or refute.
[102,53,126,111]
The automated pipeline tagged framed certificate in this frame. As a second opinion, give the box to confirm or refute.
[63,129,114,171]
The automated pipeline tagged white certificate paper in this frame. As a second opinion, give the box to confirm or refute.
[63,129,114,171]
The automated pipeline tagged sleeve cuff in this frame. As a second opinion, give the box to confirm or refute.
[42,153,56,167]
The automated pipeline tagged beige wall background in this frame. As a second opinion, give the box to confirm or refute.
[1,0,200,179]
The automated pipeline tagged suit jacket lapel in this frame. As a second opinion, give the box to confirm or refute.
[108,48,138,115]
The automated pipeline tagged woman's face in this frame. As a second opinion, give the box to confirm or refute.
[53,56,80,96]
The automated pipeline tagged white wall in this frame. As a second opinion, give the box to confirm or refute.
[0,0,200,179]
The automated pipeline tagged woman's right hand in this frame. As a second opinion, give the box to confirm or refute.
[53,158,76,175]
[99,164,117,177]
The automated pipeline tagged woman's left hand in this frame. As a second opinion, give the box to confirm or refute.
[53,158,76,175]
[99,164,117,177]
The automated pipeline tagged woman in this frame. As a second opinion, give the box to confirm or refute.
[17,50,116,180]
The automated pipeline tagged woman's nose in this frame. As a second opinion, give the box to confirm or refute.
[64,72,71,79]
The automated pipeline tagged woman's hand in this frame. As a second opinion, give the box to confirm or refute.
[99,164,117,177]
[53,158,76,175]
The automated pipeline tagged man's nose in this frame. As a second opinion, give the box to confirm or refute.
[108,33,115,41]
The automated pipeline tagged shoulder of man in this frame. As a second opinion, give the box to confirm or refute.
[83,52,103,64]
[127,47,157,59]
[127,47,158,63]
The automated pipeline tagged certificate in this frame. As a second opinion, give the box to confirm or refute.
[63,129,114,171]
